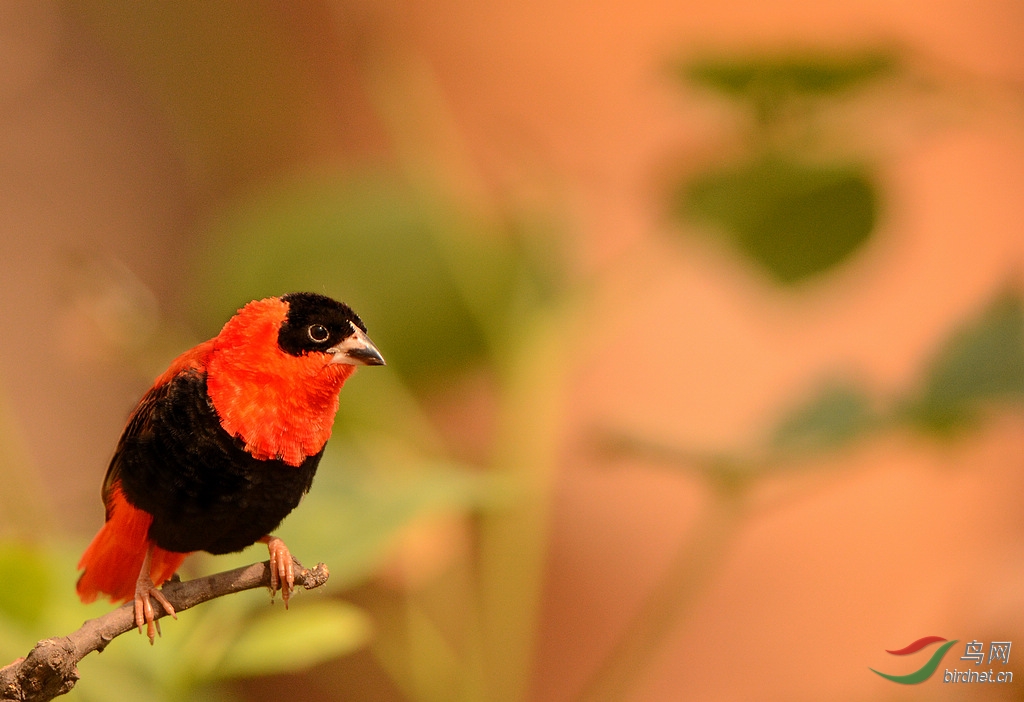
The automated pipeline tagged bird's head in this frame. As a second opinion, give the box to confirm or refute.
[277,292,385,368]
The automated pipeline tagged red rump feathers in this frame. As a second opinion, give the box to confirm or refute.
[76,485,187,603]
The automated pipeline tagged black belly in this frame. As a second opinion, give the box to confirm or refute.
[116,370,321,554]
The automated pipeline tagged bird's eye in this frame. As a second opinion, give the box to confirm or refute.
[307,324,330,343]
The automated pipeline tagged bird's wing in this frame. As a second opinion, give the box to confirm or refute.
[100,340,215,513]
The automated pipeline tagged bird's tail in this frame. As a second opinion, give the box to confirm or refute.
[76,484,187,603]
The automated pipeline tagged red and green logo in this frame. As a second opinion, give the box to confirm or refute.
[871,636,959,684]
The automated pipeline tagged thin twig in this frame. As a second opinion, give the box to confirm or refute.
[0,559,330,702]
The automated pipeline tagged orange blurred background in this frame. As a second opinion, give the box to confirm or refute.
[0,2,1022,701]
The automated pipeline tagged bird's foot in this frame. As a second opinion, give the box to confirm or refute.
[259,535,295,608]
[133,574,176,645]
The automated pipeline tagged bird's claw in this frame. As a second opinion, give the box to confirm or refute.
[261,535,295,608]
[133,581,176,645]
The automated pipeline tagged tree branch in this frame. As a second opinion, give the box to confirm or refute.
[0,559,330,702]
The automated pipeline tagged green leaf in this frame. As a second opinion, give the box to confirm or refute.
[904,291,1024,432]
[681,51,895,101]
[771,381,875,452]
[679,156,878,283]
[215,601,372,678]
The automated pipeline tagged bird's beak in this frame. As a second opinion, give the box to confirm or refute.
[327,328,386,366]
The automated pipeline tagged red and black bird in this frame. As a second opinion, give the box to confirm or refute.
[77,292,384,642]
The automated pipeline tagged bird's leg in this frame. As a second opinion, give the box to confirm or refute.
[258,535,295,608]
[134,544,176,644]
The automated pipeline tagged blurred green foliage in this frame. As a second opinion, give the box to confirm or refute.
[214,601,372,679]
[191,174,559,389]
[595,288,1024,700]
[903,291,1024,432]
[770,381,875,452]
[276,446,506,590]
[767,289,1024,457]
[683,51,895,122]
[606,288,1024,488]
[671,50,895,284]
[0,544,50,630]
[681,157,877,283]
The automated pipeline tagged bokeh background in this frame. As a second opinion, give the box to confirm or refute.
[1,1,1023,701]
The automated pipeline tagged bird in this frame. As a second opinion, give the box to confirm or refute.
[76,292,385,643]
